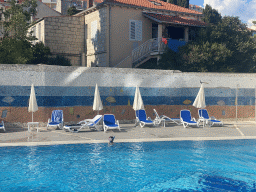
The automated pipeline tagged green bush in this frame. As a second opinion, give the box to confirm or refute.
[47,55,71,66]
[28,42,51,64]
[0,37,33,64]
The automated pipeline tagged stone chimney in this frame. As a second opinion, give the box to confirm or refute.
[89,0,93,8]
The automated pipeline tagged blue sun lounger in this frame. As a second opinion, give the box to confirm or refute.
[47,110,64,130]
[103,114,120,132]
[135,109,160,128]
[198,109,223,127]
[180,110,199,128]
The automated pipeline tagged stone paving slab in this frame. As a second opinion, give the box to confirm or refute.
[0,121,256,147]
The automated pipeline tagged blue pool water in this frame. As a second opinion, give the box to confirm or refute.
[0,139,256,192]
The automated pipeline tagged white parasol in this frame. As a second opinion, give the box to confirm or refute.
[133,86,144,111]
[93,83,103,114]
[28,84,38,122]
[193,83,206,109]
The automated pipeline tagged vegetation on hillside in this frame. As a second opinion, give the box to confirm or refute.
[67,6,81,16]
[161,0,189,8]
[154,5,256,72]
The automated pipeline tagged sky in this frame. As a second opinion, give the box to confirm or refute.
[189,0,256,27]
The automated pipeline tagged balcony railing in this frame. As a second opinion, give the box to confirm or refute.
[132,38,168,65]
[115,38,187,68]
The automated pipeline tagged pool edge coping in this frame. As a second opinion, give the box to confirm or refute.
[1,136,256,147]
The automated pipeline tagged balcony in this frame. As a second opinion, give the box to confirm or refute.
[132,38,187,67]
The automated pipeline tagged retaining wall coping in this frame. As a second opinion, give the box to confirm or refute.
[1,64,256,77]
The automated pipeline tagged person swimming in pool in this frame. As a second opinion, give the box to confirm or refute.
[108,136,115,144]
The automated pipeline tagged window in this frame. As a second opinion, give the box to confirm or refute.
[38,23,41,41]
[129,20,142,41]
[32,26,36,37]
[91,20,97,40]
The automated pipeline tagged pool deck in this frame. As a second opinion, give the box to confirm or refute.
[1,120,256,147]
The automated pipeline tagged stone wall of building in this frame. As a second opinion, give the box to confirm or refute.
[29,19,45,44]
[84,6,108,67]
[86,52,108,67]
[56,0,72,15]
[44,16,85,66]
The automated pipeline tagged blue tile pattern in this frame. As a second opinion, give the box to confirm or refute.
[0,86,255,107]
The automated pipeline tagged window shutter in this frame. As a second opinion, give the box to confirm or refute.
[129,20,142,41]
[130,21,136,40]
[135,20,142,41]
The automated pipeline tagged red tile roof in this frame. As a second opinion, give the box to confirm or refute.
[82,0,103,3]
[143,12,207,26]
[104,0,202,15]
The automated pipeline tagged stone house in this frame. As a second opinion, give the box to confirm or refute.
[29,0,206,67]
[55,0,103,15]
[0,0,61,38]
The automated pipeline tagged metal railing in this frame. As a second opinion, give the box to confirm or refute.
[132,38,168,64]
[115,38,169,68]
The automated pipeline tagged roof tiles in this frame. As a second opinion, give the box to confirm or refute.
[144,12,207,26]
[105,0,202,15]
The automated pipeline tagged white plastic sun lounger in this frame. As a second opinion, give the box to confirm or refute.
[64,115,103,132]
[153,109,181,127]
[0,121,5,132]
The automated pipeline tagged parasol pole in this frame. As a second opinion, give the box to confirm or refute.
[255,86,256,122]
[236,84,238,122]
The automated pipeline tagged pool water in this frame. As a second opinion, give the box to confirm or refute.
[0,139,256,192]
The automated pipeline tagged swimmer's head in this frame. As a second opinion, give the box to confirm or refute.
[108,136,115,143]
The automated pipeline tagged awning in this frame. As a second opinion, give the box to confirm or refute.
[143,12,207,27]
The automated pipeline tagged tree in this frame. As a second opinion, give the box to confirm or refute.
[0,0,72,66]
[203,4,222,25]
[67,6,81,16]
[0,38,33,64]
[156,49,179,70]
[47,55,71,66]
[28,42,51,64]
[163,0,189,8]
[157,14,256,72]
[3,0,37,40]
[177,42,232,72]
[167,0,177,4]
[177,0,189,8]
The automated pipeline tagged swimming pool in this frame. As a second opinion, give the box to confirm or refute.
[0,139,256,191]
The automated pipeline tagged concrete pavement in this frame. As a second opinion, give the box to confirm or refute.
[0,120,256,147]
